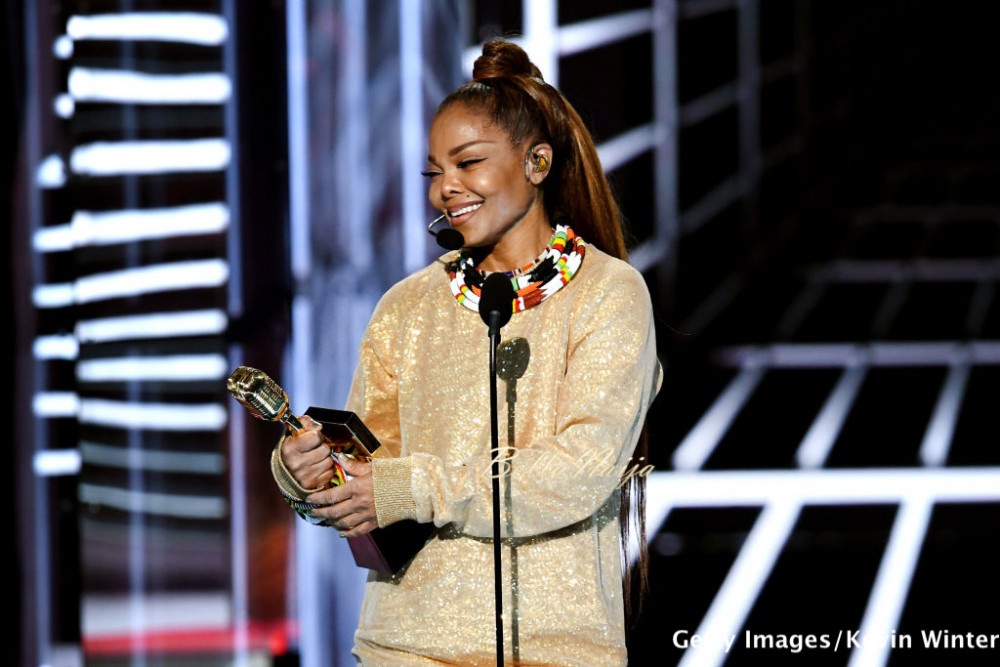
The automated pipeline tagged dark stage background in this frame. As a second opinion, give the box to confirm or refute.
[4,1,999,665]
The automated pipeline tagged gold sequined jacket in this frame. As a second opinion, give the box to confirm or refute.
[346,246,659,666]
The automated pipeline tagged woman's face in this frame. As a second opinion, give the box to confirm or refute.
[425,104,551,255]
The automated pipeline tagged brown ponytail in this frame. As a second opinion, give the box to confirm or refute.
[437,40,649,620]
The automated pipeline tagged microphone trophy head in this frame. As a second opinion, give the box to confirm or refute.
[227,366,303,432]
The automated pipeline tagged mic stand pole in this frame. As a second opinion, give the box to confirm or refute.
[488,311,504,667]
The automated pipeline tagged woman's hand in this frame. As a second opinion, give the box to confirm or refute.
[281,415,336,490]
[307,456,377,537]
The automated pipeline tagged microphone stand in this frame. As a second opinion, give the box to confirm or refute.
[487,311,504,667]
[478,272,515,667]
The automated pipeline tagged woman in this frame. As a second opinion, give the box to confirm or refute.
[275,40,659,665]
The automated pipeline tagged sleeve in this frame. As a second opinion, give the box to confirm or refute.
[370,267,660,538]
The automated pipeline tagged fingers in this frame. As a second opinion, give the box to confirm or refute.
[311,504,376,535]
[281,416,334,489]
[297,460,336,490]
[336,519,377,538]
[284,418,325,454]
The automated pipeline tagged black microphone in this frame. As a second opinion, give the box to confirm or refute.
[428,214,465,250]
[479,272,515,334]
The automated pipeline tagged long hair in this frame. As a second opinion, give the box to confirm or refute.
[438,40,650,619]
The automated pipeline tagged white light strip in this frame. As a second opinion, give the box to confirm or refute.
[848,499,933,667]
[32,283,74,308]
[80,441,225,474]
[523,0,558,87]
[34,203,229,252]
[557,9,654,56]
[679,501,801,667]
[919,361,970,467]
[66,13,228,46]
[71,139,230,176]
[79,483,227,519]
[465,8,658,77]
[629,237,668,274]
[678,0,738,20]
[716,341,1000,368]
[33,334,79,360]
[53,35,74,59]
[646,468,1000,506]
[77,309,227,343]
[36,154,66,188]
[775,283,826,340]
[679,272,747,336]
[596,123,660,173]
[33,392,80,417]
[34,450,83,476]
[679,82,738,127]
[810,258,1000,284]
[54,94,75,118]
[75,259,229,303]
[853,203,1000,226]
[871,282,909,337]
[69,68,231,104]
[673,363,766,470]
[77,354,229,382]
[679,175,742,234]
[796,364,868,468]
[82,592,230,636]
[78,399,227,431]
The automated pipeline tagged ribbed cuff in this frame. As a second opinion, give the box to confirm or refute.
[270,433,326,501]
[371,456,417,528]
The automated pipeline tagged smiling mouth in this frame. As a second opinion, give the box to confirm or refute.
[447,202,483,221]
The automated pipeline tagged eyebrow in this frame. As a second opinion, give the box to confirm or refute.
[427,140,497,163]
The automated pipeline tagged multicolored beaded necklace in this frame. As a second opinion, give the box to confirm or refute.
[448,223,586,314]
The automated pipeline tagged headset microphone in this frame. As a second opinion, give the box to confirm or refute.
[428,214,465,250]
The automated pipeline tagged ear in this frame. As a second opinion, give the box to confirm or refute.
[526,142,553,186]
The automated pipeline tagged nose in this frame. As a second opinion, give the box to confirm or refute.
[438,167,463,202]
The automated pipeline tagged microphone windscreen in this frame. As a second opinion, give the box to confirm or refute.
[435,227,465,250]
[479,272,516,329]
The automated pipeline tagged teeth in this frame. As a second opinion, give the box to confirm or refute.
[448,203,482,217]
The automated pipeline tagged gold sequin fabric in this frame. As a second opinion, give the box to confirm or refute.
[346,246,659,666]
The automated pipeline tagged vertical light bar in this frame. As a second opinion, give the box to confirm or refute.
[23,0,53,662]
[672,362,767,470]
[282,61,316,667]
[919,361,970,467]
[737,0,761,233]
[652,0,679,313]
[220,1,247,663]
[795,364,868,468]
[679,500,801,667]
[287,0,311,287]
[848,499,933,667]
[400,0,426,273]
[286,0,314,418]
[523,0,558,86]
[341,0,372,272]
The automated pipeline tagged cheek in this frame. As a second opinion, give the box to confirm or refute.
[427,182,441,207]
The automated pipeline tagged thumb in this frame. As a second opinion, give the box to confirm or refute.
[335,454,367,474]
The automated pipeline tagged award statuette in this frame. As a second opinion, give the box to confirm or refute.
[227,366,433,574]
